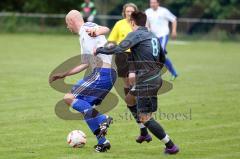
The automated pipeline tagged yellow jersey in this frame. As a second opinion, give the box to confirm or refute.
[108,19,132,53]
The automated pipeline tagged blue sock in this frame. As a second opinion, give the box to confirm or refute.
[71,98,107,142]
[84,114,107,133]
[165,58,177,76]
[71,98,92,113]
[85,114,107,145]
[97,136,107,145]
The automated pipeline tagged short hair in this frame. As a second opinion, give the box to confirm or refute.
[148,0,160,4]
[122,3,139,18]
[130,11,147,26]
[150,0,160,3]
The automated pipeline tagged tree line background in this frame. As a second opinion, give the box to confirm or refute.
[0,0,239,39]
[1,0,239,19]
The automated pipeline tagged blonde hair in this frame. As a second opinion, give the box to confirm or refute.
[122,3,139,18]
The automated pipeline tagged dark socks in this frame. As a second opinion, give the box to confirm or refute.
[140,127,148,136]
[125,87,149,136]
[166,140,175,149]
[144,118,166,139]
[128,105,149,136]
[144,118,174,148]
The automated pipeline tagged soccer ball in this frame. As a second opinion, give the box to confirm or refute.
[67,130,87,148]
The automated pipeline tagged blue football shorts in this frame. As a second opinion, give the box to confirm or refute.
[71,67,117,106]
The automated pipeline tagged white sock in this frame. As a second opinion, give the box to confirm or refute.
[161,135,170,144]
[138,123,146,129]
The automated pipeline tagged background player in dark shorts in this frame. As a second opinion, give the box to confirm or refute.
[96,11,179,155]
[114,52,129,77]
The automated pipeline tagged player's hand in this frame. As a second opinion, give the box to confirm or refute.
[129,72,136,86]
[171,31,177,40]
[86,28,97,37]
[93,47,104,56]
[49,73,66,83]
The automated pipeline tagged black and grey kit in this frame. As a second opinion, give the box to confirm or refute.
[96,26,177,150]
[97,26,165,113]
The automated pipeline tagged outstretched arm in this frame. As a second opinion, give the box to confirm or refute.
[96,41,129,55]
[49,63,89,83]
[96,32,140,55]
[86,26,110,37]
[171,20,177,40]
[62,63,89,77]
[96,26,110,35]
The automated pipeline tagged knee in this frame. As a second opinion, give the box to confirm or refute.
[63,93,75,106]
[125,94,136,106]
[139,113,152,124]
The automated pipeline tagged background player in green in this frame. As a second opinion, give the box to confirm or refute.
[80,0,97,22]
[95,11,179,155]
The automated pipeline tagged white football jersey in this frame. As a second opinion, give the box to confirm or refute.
[145,7,176,37]
[79,22,112,68]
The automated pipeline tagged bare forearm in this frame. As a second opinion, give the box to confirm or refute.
[96,26,110,36]
[96,32,138,55]
[171,20,177,39]
[64,64,89,77]
[172,20,177,34]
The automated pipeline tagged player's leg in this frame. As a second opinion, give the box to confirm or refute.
[64,93,109,147]
[66,74,111,152]
[125,93,152,143]
[159,36,178,80]
[63,93,75,105]
[138,96,179,155]
[80,67,116,152]
[71,97,111,153]
[115,53,132,98]
[116,53,150,142]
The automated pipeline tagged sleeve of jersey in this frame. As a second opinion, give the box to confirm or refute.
[165,9,176,22]
[145,9,149,15]
[84,22,99,30]
[96,32,139,55]
[145,10,151,28]
[108,23,119,42]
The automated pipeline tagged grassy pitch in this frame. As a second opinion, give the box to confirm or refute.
[0,34,240,159]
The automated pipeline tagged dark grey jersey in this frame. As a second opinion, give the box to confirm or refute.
[96,26,165,82]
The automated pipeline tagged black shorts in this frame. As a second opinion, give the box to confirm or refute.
[130,75,162,97]
[137,96,158,113]
[115,52,129,78]
[130,75,162,113]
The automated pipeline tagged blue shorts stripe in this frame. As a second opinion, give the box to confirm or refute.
[71,68,117,106]
[72,72,100,97]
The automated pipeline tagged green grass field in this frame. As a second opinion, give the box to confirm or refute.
[0,34,240,159]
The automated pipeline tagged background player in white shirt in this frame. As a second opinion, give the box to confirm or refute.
[50,10,116,152]
[146,0,178,81]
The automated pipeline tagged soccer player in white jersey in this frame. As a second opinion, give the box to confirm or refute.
[49,10,116,152]
[145,0,178,81]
